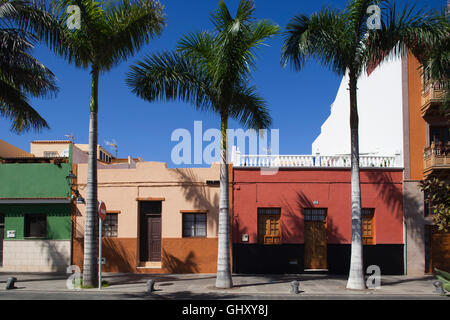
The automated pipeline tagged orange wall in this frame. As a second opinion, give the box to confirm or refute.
[72,237,218,273]
[408,52,426,180]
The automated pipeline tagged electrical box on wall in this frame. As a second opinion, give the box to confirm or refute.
[241,234,249,242]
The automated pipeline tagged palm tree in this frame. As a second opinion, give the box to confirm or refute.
[126,0,278,288]
[0,0,57,133]
[282,0,445,289]
[15,0,165,287]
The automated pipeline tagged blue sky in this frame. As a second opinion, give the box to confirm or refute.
[0,0,446,167]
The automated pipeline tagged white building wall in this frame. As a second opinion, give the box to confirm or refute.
[1,240,71,272]
[312,57,404,165]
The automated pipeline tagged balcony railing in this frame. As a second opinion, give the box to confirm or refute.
[231,147,402,168]
[421,80,448,117]
[423,142,450,174]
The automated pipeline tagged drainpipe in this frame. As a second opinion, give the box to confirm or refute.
[403,214,407,275]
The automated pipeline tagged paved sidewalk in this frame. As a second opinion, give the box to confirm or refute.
[0,272,448,299]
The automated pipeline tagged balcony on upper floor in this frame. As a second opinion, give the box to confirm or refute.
[423,141,450,176]
[421,80,448,117]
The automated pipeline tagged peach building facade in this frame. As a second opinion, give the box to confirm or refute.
[72,161,221,273]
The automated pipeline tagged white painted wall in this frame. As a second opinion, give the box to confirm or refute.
[312,56,404,165]
[1,240,71,272]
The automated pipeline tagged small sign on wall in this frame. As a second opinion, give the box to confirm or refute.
[241,234,249,242]
[6,230,16,238]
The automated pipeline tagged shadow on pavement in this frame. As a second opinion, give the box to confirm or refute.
[117,291,240,300]
[102,273,217,285]
[379,275,435,286]
[0,273,68,283]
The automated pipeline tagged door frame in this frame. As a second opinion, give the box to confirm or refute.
[303,208,328,270]
[138,201,162,263]
[146,213,162,262]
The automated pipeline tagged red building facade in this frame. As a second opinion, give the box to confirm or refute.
[232,167,405,274]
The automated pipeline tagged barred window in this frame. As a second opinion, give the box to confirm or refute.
[258,208,281,244]
[102,213,118,237]
[182,213,207,237]
[304,208,327,221]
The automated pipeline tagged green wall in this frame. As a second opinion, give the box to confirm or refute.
[0,163,72,198]
[0,204,71,240]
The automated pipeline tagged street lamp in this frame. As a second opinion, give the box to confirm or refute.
[66,171,85,204]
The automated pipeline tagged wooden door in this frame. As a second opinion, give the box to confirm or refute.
[148,215,161,262]
[430,227,450,272]
[139,201,162,262]
[0,214,4,266]
[304,208,327,270]
[258,213,281,244]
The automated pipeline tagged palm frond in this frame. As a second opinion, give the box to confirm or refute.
[0,29,59,98]
[128,0,273,131]
[0,0,17,21]
[229,84,272,130]
[210,0,233,32]
[12,0,71,59]
[105,0,165,70]
[0,78,49,133]
[364,0,446,70]
[282,7,351,75]
[126,51,216,113]
[177,30,217,74]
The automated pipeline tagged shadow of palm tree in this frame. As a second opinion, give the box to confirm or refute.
[171,168,219,217]
[365,170,427,274]
[162,250,199,274]
[118,290,240,300]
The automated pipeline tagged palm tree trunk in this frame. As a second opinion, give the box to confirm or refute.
[215,112,233,289]
[83,66,99,287]
[346,71,366,290]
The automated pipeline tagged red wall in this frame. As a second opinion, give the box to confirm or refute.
[232,168,404,245]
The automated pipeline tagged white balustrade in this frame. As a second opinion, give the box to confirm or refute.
[233,152,399,168]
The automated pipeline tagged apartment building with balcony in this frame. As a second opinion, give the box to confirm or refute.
[404,52,449,275]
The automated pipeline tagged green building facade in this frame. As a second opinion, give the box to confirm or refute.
[0,144,73,272]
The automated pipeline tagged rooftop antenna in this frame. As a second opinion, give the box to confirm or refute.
[105,139,118,158]
[65,133,75,143]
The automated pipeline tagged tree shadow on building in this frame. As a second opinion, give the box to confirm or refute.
[365,170,427,275]
[43,220,73,273]
[162,250,199,274]
[172,168,220,236]
[282,191,347,244]
[71,237,137,273]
